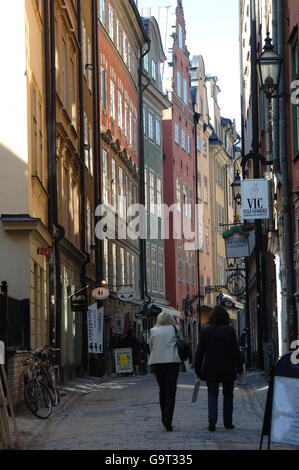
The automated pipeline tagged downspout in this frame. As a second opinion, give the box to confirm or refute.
[44,0,55,345]
[138,38,151,308]
[272,0,282,179]
[49,0,65,365]
[277,0,297,346]
[78,0,91,373]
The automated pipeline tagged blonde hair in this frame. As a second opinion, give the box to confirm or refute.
[154,311,176,328]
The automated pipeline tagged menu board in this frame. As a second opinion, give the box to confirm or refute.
[271,376,299,447]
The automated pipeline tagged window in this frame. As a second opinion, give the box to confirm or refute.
[89,125,93,176]
[32,86,37,174]
[146,244,151,291]
[144,168,149,212]
[156,119,161,147]
[175,123,180,144]
[112,243,117,289]
[191,253,195,284]
[132,254,136,293]
[183,183,188,216]
[86,204,91,253]
[125,102,129,139]
[103,149,109,205]
[189,188,193,219]
[188,135,192,156]
[99,68,106,110]
[197,134,201,152]
[143,107,147,136]
[82,25,86,78]
[88,40,92,91]
[185,252,189,284]
[62,40,67,105]
[108,4,114,40]
[157,176,162,219]
[110,80,115,119]
[151,246,157,291]
[151,59,156,81]
[178,247,183,281]
[203,139,207,156]
[204,176,208,202]
[198,173,202,200]
[128,44,132,73]
[148,112,154,141]
[119,167,125,219]
[205,228,210,253]
[144,53,149,73]
[181,129,186,150]
[120,247,125,286]
[38,102,43,183]
[100,0,105,25]
[134,118,137,154]
[117,91,122,129]
[103,238,109,283]
[177,71,181,98]
[116,19,122,52]
[178,24,183,50]
[176,178,181,212]
[150,172,155,215]
[123,34,128,65]
[111,158,117,210]
[159,249,165,293]
[84,114,89,168]
[183,78,188,105]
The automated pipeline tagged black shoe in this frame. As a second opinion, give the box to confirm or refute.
[225,424,235,430]
[208,423,216,432]
[165,425,173,432]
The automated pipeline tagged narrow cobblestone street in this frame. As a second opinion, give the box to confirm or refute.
[15,369,295,452]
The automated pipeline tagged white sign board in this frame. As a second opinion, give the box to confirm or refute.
[114,348,133,374]
[117,287,136,302]
[241,179,270,220]
[112,313,126,335]
[271,376,299,447]
[225,234,250,258]
[87,304,104,354]
[0,341,4,364]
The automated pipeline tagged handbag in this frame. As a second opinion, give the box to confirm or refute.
[173,326,189,362]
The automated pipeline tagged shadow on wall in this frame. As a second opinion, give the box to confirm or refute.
[0,142,28,215]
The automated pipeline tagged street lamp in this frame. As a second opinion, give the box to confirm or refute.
[257,32,283,99]
[231,170,242,206]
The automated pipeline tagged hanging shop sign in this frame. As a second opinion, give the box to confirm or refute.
[223,226,250,259]
[92,286,110,301]
[241,179,270,220]
[117,287,136,302]
[37,247,52,256]
[114,348,133,374]
[87,304,104,354]
[260,351,299,449]
[70,292,88,312]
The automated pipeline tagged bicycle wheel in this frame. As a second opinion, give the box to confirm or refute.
[47,369,59,407]
[24,380,53,419]
[53,365,61,404]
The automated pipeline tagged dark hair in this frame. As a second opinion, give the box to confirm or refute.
[208,305,230,325]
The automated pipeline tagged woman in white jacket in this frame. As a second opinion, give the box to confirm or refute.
[149,312,181,432]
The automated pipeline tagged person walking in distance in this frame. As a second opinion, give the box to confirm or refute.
[148,312,181,432]
[194,305,243,432]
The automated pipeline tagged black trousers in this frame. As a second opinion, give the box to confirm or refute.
[154,363,180,427]
[207,380,235,426]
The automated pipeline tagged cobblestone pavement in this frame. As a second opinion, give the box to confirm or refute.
[15,369,296,451]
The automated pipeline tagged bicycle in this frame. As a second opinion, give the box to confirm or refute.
[39,345,61,407]
[18,348,53,419]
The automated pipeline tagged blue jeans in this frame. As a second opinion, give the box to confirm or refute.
[207,380,235,426]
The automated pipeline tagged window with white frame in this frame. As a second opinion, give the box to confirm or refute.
[112,243,117,289]
[197,134,201,151]
[183,78,188,105]
[151,246,157,291]
[103,238,109,283]
[116,18,122,52]
[144,53,149,73]
[120,247,125,286]
[176,178,181,212]
[177,71,181,98]
[144,168,149,212]
[146,244,151,291]
[188,135,192,155]
[175,123,180,144]
[148,112,154,141]
[111,158,117,210]
[108,4,114,41]
[129,110,133,146]
[181,128,186,150]
[198,173,202,200]
[110,80,115,119]
[156,119,161,147]
[179,24,183,50]
[123,34,128,65]
[205,227,210,253]
[100,0,105,25]
[150,172,155,215]
[151,59,156,81]
[119,167,125,219]
[117,91,122,129]
[203,139,207,156]
[185,252,189,284]
[157,176,162,219]
[183,183,188,216]
[143,107,147,136]
[102,149,109,205]
[189,187,193,219]
[101,67,107,109]
[125,102,129,139]
[158,248,165,293]
[178,247,183,282]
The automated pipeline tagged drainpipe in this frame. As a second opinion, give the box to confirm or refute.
[78,0,91,373]
[49,0,65,367]
[138,39,151,311]
[272,0,282,179]
[277,0,297,346]
[44,0,55,346]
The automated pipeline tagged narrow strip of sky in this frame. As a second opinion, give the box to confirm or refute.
[138,0,241,132]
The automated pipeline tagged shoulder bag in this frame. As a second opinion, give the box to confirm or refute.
[173,326,190,362]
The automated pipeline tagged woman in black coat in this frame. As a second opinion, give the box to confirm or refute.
[195,305,243,432]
